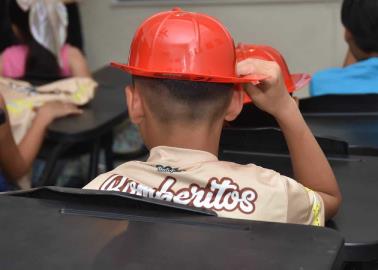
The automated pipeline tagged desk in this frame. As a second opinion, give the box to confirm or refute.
[38,67,129,185]
[305,114,378,151]
[89,65,131,88]
[221,151,378,262]
[0,188,344,270]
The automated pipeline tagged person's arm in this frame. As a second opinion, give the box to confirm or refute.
[67,46,91,77]
[0,96,82,181]
[237,59,342,220]
[343,49,356,67]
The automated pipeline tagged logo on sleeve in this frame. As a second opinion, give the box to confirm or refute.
[156,165,182,173]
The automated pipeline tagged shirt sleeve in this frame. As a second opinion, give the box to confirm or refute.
[284,177,325,226]
[83,172,113,190]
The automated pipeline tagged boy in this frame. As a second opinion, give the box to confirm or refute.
[85,8,341,226]
[311,0,378,96]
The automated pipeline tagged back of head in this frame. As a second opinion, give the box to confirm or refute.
[112,8,252,129]
[133,76,234,125]
[342,0,378,53]
[9,0,61,79]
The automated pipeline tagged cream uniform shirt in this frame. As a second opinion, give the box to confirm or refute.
[84,146,324,226]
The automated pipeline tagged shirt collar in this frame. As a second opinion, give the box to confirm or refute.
[147,146,218,165]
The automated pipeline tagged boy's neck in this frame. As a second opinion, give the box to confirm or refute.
[145,122,223,156]
[350,43,378,62]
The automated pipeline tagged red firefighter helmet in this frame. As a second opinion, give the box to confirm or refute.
[111,8,267,84]
[236,43,311,103]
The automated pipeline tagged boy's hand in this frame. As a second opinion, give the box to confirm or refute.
[237,58,296,118]
[36,101,83,125]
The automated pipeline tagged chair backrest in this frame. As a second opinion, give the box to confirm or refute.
[230,104,278,128]
[219,127,349,157]
[300,94,378,114]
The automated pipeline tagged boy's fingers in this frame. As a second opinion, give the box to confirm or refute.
[242,81,264,98]
[237,59,280,90]
[236,59,256,76]
[237,58,276,76]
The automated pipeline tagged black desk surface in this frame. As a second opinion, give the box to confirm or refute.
[0,188,344,270]
[46,67,129,142]
[221,151,378,262]
[305,114,378,150]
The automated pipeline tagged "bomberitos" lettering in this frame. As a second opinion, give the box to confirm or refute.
[99,174,258,214]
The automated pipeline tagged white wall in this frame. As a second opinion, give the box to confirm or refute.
[79,0,346,97]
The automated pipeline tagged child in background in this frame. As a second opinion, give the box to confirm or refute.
[0,0,86,191]
[85,9,341,225]
[310,0,378,96]
[0,0,90,79]
[0,97,81,191]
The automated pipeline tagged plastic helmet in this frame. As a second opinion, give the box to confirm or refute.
[111,8,267,84]
[236,43,311,103]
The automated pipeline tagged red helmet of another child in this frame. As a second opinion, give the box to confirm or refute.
[111,8,267,84]
[236,43,311,103]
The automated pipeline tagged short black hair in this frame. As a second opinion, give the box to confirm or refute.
[0,0,17,53]
[133,76,234,123]
[9,0,61,78]
[342,0,378,53]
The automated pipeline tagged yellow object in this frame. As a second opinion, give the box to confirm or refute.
[0,77,97,143]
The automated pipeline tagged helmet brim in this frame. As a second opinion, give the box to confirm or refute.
[290,73,311,92]
[111,62,268,84]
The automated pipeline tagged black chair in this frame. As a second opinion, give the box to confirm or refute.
[230,104,278,128]
[219,127,349,158]
[299,94,378,114]
[37,132,115,187]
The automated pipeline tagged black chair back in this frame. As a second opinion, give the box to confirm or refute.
[219,127,349,157]
[230,104,278,128]
[300,94,378,114]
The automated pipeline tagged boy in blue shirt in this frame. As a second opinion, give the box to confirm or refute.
[311,0,378,96]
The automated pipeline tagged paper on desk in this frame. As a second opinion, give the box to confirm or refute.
[0,77,97,143]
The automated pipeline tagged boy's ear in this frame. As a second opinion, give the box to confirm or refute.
[224,88,244,122]
[125,85,145,125]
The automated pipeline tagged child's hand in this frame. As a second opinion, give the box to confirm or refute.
[237,58,296,119]
[36,101,83,125]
